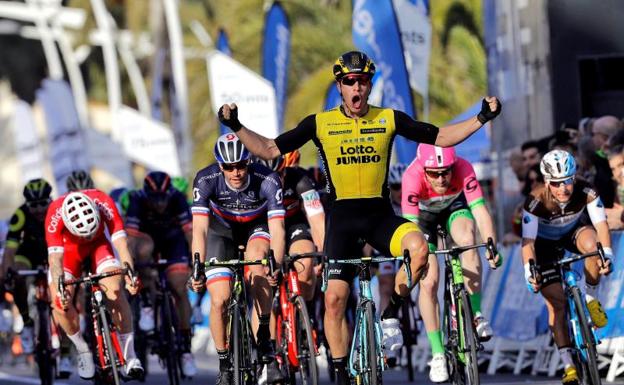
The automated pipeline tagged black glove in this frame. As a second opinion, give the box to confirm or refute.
[477,98,501,124]
[218,105,243,132]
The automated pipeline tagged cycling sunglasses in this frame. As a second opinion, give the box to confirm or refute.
[341,75,371,86]
[549,177,574,188]
[221,161,249,172]
[26,199,50,209]
[425,168,452,179]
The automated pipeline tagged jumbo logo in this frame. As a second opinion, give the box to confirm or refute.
[336,145,381,165]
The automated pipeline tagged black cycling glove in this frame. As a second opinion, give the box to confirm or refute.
[477,98,502,124]
[218,105,243,132]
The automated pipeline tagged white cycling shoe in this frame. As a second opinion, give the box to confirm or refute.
[475,315,493,341]
[429,353,449,382]
[77,351,95,379]
[123,357,144,379]
[381,318,403,351]
[181,353,198,377]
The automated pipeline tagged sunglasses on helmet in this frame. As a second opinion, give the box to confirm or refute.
[26,199,50,209]
[341,75,371,86]
[221,161,249,172]
[425,168,452,178]
[549,177,574,188]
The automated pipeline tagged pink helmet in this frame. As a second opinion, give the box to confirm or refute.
[416,144,457,168]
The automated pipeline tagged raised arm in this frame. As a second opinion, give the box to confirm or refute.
[218,103,281,159]
[435,97,501,147]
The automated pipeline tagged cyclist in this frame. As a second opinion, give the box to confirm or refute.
[46,190,144,380]
[66,169,95,191]
[0,179,53,357]
[400,144,501,382]
[522,149,612,385]
[189,133,286,385]
[217,50,501,384]
[125,171,197,377]
[253,149,325,315]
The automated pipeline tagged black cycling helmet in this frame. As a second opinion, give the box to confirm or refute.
[23,178,52,202]
[252,155,284,172]
[66,169,95,191]
[333,51,376,80]
[143,171,172,196]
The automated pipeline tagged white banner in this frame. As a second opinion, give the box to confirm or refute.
[36,78,90,194]
[207,51,279,139]
[393,0,432,96]
[11,99,46,182]
[118,106,181,177]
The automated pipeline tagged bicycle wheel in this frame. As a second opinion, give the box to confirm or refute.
[400,299,415,382]
[364,301,381,385]
[161,295,181,385]
[99,307,122,385]
[459,290,479,385]
[571,287,601,385]
[230,304,244,385]
[293,296,319,385]
[443,283,462,385]
[36,309,54,385]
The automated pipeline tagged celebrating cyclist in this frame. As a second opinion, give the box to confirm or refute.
[46,189,143,380]
[217,50,501,384]
[0,179,53,356]
[125,171,197,377]
[522,150,612,385]
[253,150,325,315]
[399,144,501,382]
[189,133,286,385]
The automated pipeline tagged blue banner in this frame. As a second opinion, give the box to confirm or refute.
[216,28,232,134]
[352,0,417,163]
[262,2,290,133]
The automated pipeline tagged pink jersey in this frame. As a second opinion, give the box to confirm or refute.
[45,189,126,255]
[401,157,485,219]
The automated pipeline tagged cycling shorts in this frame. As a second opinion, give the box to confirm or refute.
[417,195,473,246]
[326,198,420,282]
[286,222,313,248]
[14,242,47,269]
[59,237,122,280]
[152,232,190,267]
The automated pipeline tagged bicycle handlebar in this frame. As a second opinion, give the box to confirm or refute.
[434,237,498,268]
[283,252,324,266]
[551,242,607,268]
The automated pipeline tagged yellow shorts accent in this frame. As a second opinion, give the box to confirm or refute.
[389,222,420,257]
[14,255,32,269]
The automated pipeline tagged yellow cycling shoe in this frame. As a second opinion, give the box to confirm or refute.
[586,299,608,328]
[562,366,579,385]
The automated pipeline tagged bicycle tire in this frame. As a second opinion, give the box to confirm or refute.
[161,294,181,385]
[400,299,415,382]
[364,301,381,385]
[36,308,54,385]
[571,287,601,385]
[459,290,479,385]
[294,296,319,385]
[443,281,462,385]
[230,304,244,385]
[99,307,122,385]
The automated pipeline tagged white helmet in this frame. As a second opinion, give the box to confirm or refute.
[388,163,407,185]
[540,150,577,181]
[214,133,250,164]
[61,192,100,238]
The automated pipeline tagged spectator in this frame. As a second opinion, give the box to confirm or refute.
[588,115,622,208]
[521,140,542,171]
[606,145,624,230]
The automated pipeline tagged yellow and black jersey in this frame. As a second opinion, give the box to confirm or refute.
[274,106,439,202]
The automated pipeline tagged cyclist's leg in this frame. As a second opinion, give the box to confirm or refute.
[11,254,34,352]
[377,262,395,314]
[245,226,273,351]
[287,222,316,302]
[163,234,192,329]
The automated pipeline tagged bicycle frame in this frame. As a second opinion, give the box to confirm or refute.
[562,266,600,359]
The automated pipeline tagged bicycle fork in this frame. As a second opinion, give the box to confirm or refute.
[92,289,125,369]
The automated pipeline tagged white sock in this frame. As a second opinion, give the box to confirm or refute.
[68,331,90,353]
[585,280,599,302]
[559,347,575,369]
[119,332,136,360]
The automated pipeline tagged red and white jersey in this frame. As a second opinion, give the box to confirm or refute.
[45,189,126,255]
[401,157,485,219]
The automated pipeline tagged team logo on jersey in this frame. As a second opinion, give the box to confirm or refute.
[249,191,255,199]
[361,127,385,134]
[193,188,201,202]
[336,145,381,165]
[328,129,352,135]
[523,215,531,224]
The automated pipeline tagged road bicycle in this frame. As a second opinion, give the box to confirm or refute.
[192,249,274,385]
[322,250,412,385]
[434,226,497,385]
[529,243,608,385]
[61,267,134,385]
[274,252,323,385]
[6,266,58,385]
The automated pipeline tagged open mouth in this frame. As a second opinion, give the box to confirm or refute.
[351,95,361,109]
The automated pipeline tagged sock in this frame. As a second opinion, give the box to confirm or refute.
[469,292,482,315]
[332,356,349,384]
[381,292,404,320]
[427,330,445,355]
[181,329,192,353]
[217,349,230,370]
[585,281,599,302]
[68,331,90,353]
[119,332,137,360]
[559,346,575,369]
[257,314,271,345]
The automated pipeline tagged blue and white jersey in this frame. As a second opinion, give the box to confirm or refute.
[191,163,285,227]
[522,179,606,240]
